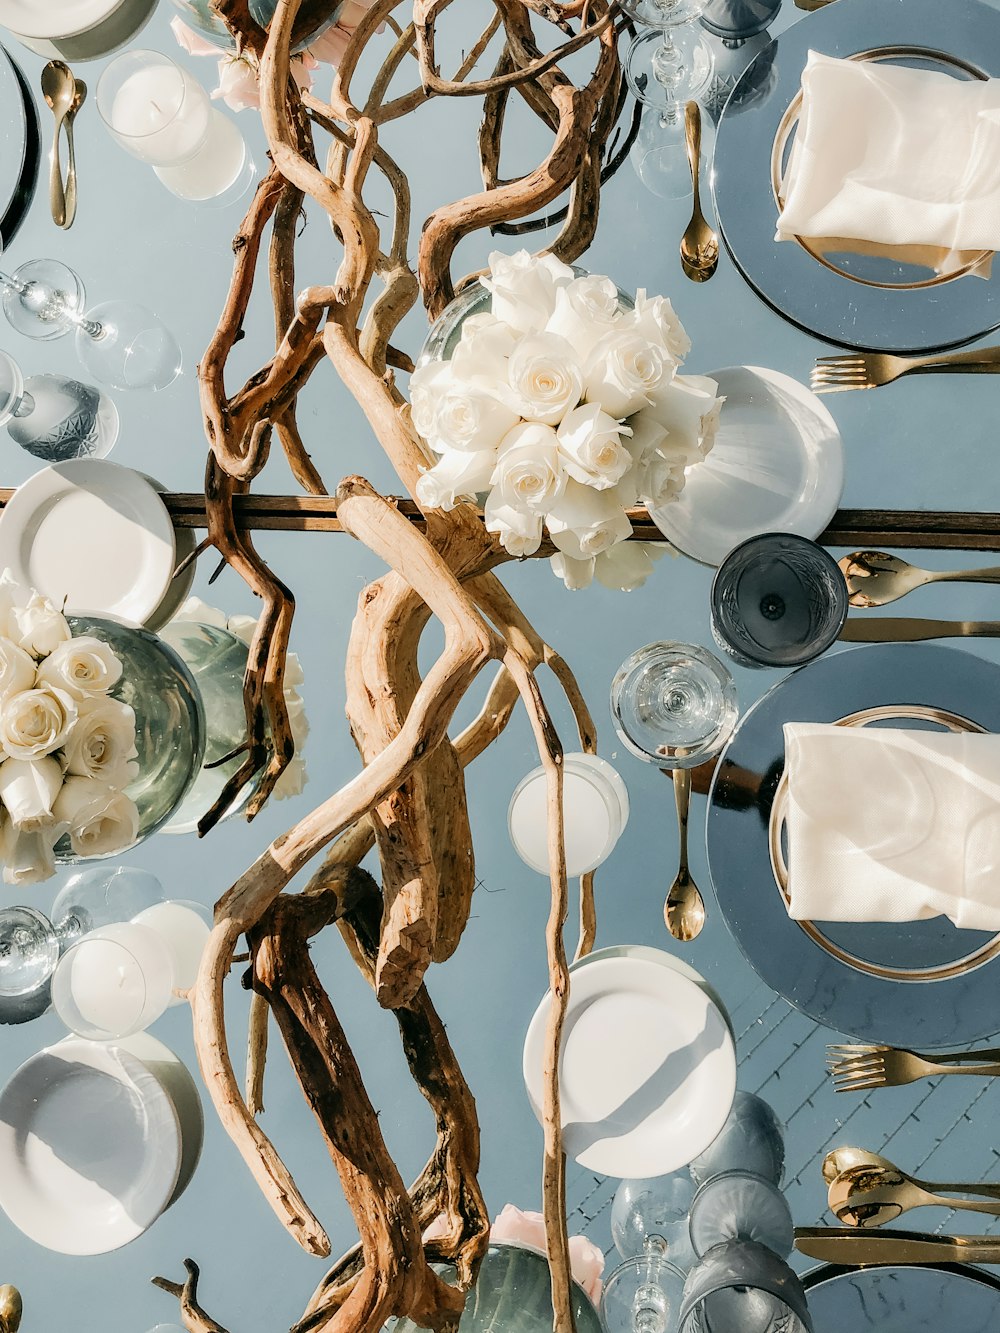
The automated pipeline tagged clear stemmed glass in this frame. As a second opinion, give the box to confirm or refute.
[0,256,182,391]
[620,0,716,198]
[603,1173,696,1333]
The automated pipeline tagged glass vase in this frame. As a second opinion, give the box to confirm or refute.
[169,0,342,51]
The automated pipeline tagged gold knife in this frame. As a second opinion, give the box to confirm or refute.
[796,1227,1000,1264]
[840,618,1000,642]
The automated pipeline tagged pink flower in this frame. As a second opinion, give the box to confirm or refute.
[306,0,382,66]
[169,16,221,57]
[489,1205,605,1304]
[213,56,262,112]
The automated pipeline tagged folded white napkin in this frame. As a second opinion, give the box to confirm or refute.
[777,51,1000,256]
[782,722,1000,930]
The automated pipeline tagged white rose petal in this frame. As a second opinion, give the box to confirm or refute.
[415,449,496,511]
[557,403,633,491]
[432,381,519,454]
[507,332,584,426]
[594,542,665,592]
[0,571,25,640]
[545,479,634,559]
[0,685,77,760]
[583,330,668,420]
[408,360,453,440]
[491,422,565,514]
[225,613,257,645]
[10,593,71,659]
[550,551,596,590]
[623,289,692,365]
[0,637,37,706]
[636,450,687,508]
[174,596,229,630]
[450,314,518,386]
[273,756,307,801]
[0,756,63,830]
[53,776,140,858]
[35,635,123,699]
[646,372,724,459]
[544,275,623,360]
[0,816,58,886]
[63,696,139,787]
[484,493,543,557]
[482,249,574,333]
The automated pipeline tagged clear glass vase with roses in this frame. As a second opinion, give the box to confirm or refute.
[411,250,723,591]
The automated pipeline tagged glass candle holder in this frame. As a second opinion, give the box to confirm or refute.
[711,532,848,668]
[96,50,249,201]
[132,899,211,1001]
[689,1091,785,1187]
[508,752,630,877]
[679,1240,813,1333]
[687,1170,794,1260]
[51,921,174,1040]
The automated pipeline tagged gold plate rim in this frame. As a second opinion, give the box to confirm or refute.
[771,45,992,292]
[768,704,1000,982]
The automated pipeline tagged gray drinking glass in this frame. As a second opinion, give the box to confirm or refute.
[687,1171,793,1260]
[689,1092,785,1188]
[678,1240,813,1333]
[710,533,848,668]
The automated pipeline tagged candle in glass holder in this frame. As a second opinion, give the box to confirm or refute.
[133,900,211,1001]
[51,921,174,1040]
[508,752,630,877]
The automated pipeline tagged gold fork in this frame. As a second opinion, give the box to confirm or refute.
[811,345,1000,392]
[827,1043,1000,1091]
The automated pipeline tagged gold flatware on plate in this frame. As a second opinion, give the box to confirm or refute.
[62,79,86,230]
[680,102,719,284]
[839,550,1000,608]
[829,1172,1000,1228]
[795,1226,1000,1265]
[665,763,706,942]
[840,616,1000,642]
[822,1148,1000,1202]
[811,344,1000,392]
[40,61,76,228]
[827,1043,1000,1090]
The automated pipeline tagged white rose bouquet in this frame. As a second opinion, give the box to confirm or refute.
[0,574,140,885]
[410,250,724,591]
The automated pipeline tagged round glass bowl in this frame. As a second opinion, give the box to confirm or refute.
[169,0,341,51]
[508,752,630,877]
[690,1091,785,1187]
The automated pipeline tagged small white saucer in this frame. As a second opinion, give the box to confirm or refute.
[523,953,736,1178]
[0,459,176,624]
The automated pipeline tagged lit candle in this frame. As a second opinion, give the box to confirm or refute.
[51,922,174,1040]
[132,900,210,1000]
[508,752,630,878]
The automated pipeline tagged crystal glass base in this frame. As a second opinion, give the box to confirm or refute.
[625,27,715,110]
[8,374,119,461]
[0,907,58,998]
[602,1248,687,1333]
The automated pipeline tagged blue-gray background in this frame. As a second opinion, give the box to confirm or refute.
[3,2,1000,1328]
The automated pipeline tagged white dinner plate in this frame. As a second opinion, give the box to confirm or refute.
[0,459,176,624]
[0,0,125,39]
[523,954,736,1178]
[0,1038,182,1254]
[569,944,735,1042]
[115,1032,204,1208]
[141,474,196,631]
[651,366,844,567]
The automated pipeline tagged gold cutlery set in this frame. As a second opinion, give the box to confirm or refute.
[40,60,85,230]
[835,549,1000,639]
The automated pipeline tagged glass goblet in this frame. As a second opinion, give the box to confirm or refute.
[611,642,738,770]
[711,532,849,668]
[51,865,166,942]
[678,1240,813,1333]
[0,906,61,1000]
[602,1237,687,1333]
[0,349,119,461]
[612,1173,699,1275]
[687,1170,794,1260]
[689,1091,785,1188]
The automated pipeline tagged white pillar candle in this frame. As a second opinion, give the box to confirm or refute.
[508,752,630,878]
[51,922,173,1040]
[132,901,210,1000]
[103,59,210,165]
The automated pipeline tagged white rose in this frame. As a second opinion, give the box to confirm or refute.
[0,685,77,760]
[408,360,452,440]
[432,381,519,454]
[623,289,692,365]
[0,570,24,639]
[595,542,665,592]
[550,552,596,590]
[63,696,138,786]
[10,593,71,659]
[415,448,496,511]
[636,450,687,508]
[450,314,518,386]
[646,373,724,458]
[507,333,584,426]
[699,394,724,458]
[174,596,229,630]
[273,756,306,801]
[491,422,566,514]
[0,637,37,705]
[53,776,140,857]
[584,330,668,420]
[545,479,633,559]
[544,275,623,359]
[0,756,63,830]
[557,403,633,491]
[484,492,543,557]
[482,249,574,333]
[0,816,58,886]
[35,635,123,699]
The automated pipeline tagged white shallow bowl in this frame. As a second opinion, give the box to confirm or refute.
[0,0,128,39]
[0,1037,182,1253]
[523,953,737,1178]
[651,365,844,566]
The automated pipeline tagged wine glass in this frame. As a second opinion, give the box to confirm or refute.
[620,0,716,199]
[0,349,119,460]
[0,256,182,391]
[677,1240,813,1333]
[603,1173,696,1333]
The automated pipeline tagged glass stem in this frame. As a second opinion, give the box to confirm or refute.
[0,269,26,296]
[10,390,33,419]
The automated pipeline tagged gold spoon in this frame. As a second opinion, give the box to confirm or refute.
[830,1167,1000,1228]
[839,550,1000,608]
[0,1286,21,1333]
[680,101,719,283]
[664,762,706,941]
[41,61,76,228]
[822,1147,1000,1198]
[61,78,87,230]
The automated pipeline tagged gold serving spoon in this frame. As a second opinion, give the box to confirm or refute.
[830,1168,1000,1228]
[680,101,719,283]
[0,1286,21,1333]
[839,550,1000,608]
[664,763,706,941]
[62,78,87,229]
[41,61,76,228]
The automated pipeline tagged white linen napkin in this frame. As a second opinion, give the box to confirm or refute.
[777,51,1000,256]
[782,722,1000,930]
